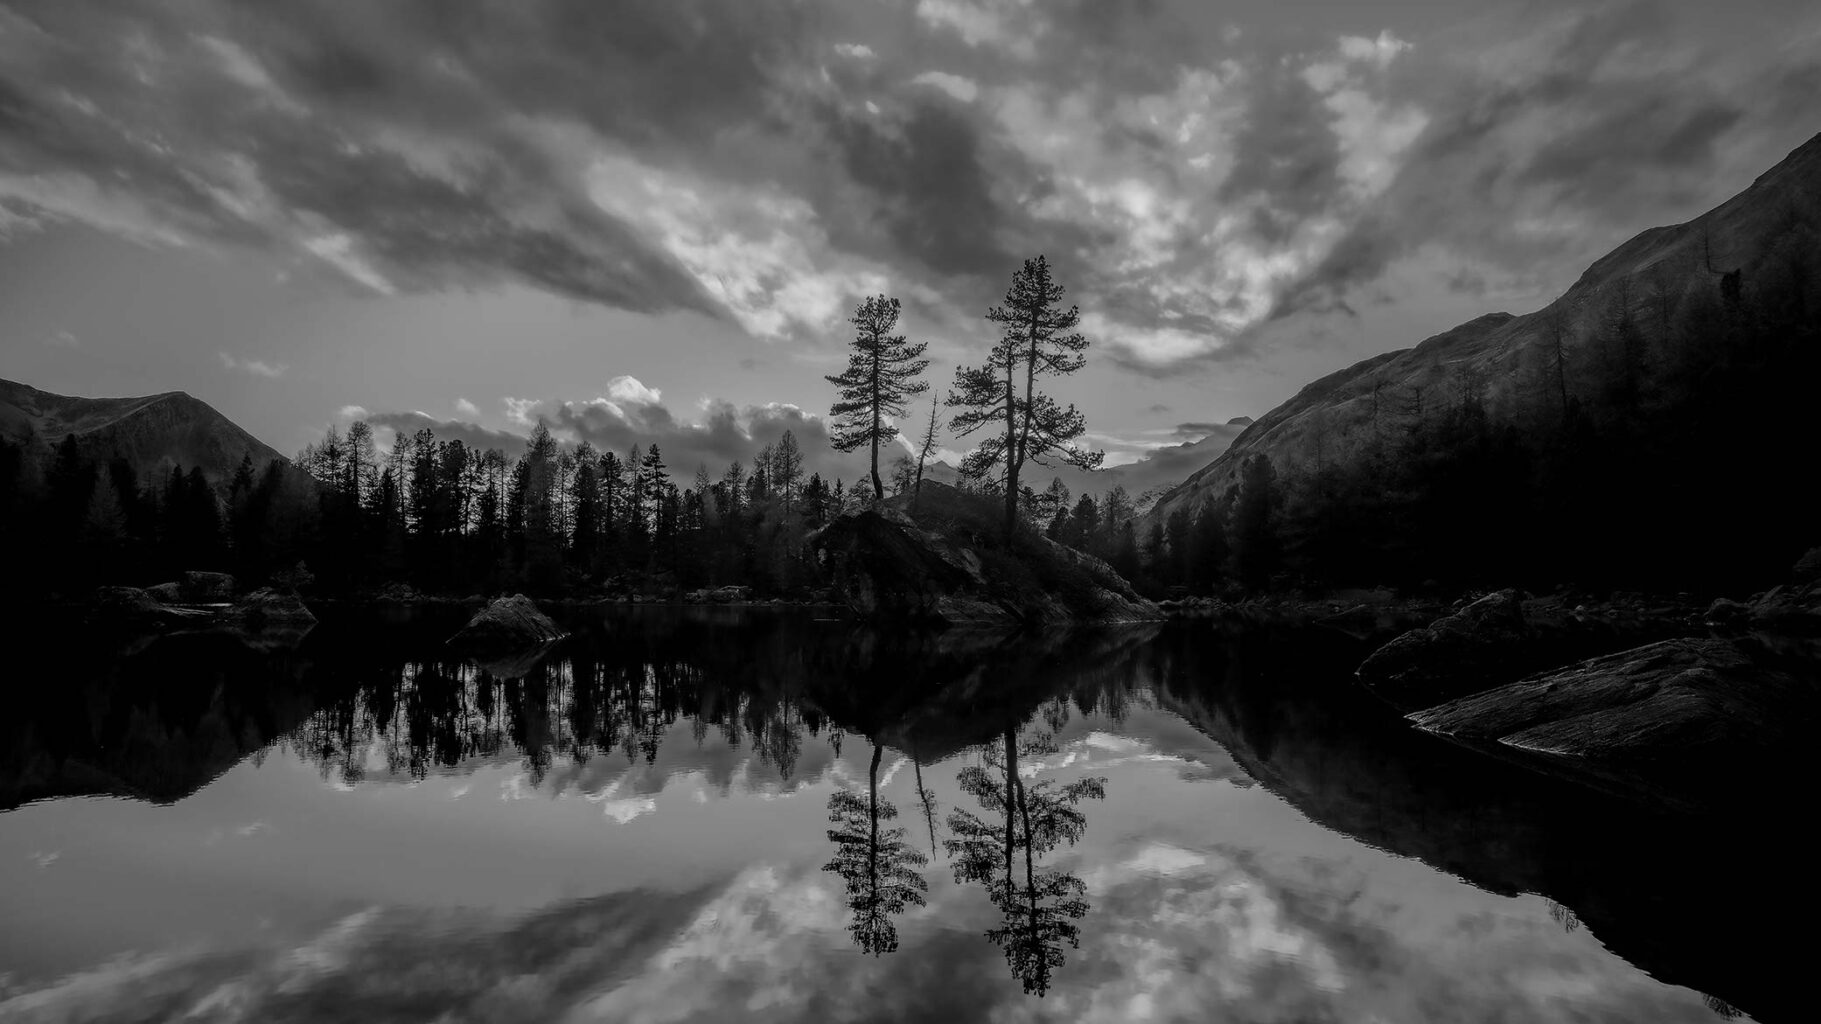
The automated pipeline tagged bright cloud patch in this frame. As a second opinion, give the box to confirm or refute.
[912,71,980,103]
[219,352,288,378]
[586,154,887,339]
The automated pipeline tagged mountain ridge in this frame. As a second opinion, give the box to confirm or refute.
[0,377,291,487]
[1143,130,1821,540]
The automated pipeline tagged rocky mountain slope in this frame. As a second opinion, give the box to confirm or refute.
[0,377,289,486]
[1144,131,1821,534]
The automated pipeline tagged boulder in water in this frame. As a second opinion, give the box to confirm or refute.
[222,587,317,630]
[449,594,567,649]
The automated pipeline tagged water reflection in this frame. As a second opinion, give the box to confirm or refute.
[946,729,1103,995]
[824,742,929,955]
[0,607,1805,1022]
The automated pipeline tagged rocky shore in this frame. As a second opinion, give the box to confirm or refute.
[1350,549,1821,814]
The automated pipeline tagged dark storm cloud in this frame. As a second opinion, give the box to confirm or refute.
[0,0,728,315]
[822,98,1013,280]
[4,0,1817,380]
[1218,68,1345,217]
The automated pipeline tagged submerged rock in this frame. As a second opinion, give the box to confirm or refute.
[809,484,1158,626]
[448,594,567,649]
[1407,637,1819,811]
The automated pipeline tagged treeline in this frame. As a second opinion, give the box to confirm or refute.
[1127,214,1821,595]
[0,434,240,595]
[0,419,877,598]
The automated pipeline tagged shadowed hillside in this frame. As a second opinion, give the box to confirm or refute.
[0,378,289,487]
[1142,132,1821,591]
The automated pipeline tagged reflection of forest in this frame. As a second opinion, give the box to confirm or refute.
[286,614,1163,793]
[8,609,1793,1018]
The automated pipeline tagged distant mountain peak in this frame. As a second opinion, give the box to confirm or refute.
[0,378,288,487]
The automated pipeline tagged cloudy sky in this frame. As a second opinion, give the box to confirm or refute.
[2,0,1817,485]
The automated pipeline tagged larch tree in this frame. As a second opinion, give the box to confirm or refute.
[948,256,1104,537]
[827,295,930,502]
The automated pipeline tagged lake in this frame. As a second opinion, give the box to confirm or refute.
[0,607,1796,1023]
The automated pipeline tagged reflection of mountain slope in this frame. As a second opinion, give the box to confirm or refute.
[1147,623,1809,1024]
[1,630,321,810]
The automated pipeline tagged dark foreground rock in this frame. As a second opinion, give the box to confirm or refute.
[1356,588,1697,711]
[1747,580,1821,636]
[222,587,317,629]
[1356,590,1536,710]
[1407,637,1820,812]
[448,594,568,649]
[809,483,1158,626]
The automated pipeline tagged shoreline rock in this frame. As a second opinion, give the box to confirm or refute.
[1356,588,1699,711]
[1406,636,1819,813]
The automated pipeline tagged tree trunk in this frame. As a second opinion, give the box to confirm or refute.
[868,742,882,912]
[1002,729,1017,884]
[1003,364,1019,538]
[870,335,884,502]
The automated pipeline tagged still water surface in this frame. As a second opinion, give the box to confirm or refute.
[0,608,1790,1022]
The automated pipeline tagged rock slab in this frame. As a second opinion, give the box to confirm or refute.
[1407,637,1818,811]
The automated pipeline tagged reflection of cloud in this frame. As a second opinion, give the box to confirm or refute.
[0,835,1734,1023]
[27,850,59,868]
[583,778,659,824]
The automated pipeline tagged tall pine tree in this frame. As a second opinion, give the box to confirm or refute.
[948,256,1103,536]
[827,295,929,501]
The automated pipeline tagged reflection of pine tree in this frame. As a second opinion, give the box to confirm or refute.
[824,744,930,954]
[945,730,1105,995]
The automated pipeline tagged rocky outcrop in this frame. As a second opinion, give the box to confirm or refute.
[1407,637,1819,812]
[809,483,1159,626]
[448,594,567,649]
[1794,547,1821,582]
[1356,589,1703,710]
[1356,590,1532,710]
[1747,580,1821,636]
